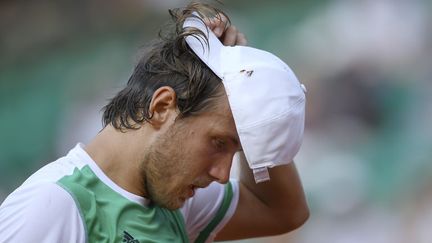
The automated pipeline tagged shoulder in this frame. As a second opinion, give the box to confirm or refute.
[0,182,85,242]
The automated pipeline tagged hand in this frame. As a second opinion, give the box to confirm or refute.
[204,14,247,46]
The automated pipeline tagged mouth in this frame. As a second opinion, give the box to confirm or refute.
[186,182,211,198]
[187,185,196,198]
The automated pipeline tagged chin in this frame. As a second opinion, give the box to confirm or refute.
[149,185,191,210]
[154,196,186,210]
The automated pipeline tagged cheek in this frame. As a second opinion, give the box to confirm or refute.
[180,136,209,160]
[194,139,217,160]
[179,134,225,178]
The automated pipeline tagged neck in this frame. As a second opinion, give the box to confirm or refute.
[84,125,150,197]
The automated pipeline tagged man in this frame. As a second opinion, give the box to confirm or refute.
[0,3,309,242]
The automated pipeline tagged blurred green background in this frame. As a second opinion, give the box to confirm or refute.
[1,0,432,242]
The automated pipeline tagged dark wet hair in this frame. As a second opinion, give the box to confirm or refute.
[102,2,230,130]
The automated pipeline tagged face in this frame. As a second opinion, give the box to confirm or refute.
[141,94,241,210]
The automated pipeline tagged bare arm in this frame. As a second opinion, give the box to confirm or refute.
[206,16,309,241]
[216,154,309,240]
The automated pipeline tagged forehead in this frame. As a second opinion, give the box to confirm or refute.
[183,92,238,138]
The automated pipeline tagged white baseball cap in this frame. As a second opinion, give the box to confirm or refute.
[183,15,306,183]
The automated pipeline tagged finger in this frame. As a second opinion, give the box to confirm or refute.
[203,18,217,30]
[217,13,228,27]
[212,13,228,37]
[222,25,238,46]
[202,17,223,39]
[203,17,222,37]
[236,32,248,46]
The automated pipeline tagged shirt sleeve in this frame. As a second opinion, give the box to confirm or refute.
[0,182,86,243]
[180,179,239,243]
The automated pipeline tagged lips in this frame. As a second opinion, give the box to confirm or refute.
[187,183,211,198]
[188,185,196,198]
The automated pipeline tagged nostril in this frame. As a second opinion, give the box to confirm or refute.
[208,164,231,184]
[208,154,235,184]
[217,172,230,184]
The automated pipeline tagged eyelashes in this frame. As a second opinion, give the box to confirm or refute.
[211,137,242,153]
[212,138,227,151]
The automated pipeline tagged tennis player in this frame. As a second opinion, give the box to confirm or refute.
[0,3,309,242]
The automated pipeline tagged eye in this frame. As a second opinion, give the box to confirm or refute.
[213,138,226,151]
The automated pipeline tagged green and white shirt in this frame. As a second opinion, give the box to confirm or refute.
[0,144,239,243]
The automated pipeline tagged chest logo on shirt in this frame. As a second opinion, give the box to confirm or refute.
[123,230,139,243]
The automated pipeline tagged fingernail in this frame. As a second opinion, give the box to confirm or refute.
[214,27,221,36]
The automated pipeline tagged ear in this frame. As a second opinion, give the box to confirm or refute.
[148,86,178,129]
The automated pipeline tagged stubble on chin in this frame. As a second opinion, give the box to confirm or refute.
[139,124,192,210]
[148,183,186,210]
[141,164,187,210]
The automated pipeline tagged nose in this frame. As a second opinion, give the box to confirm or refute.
[208,155,234,184]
